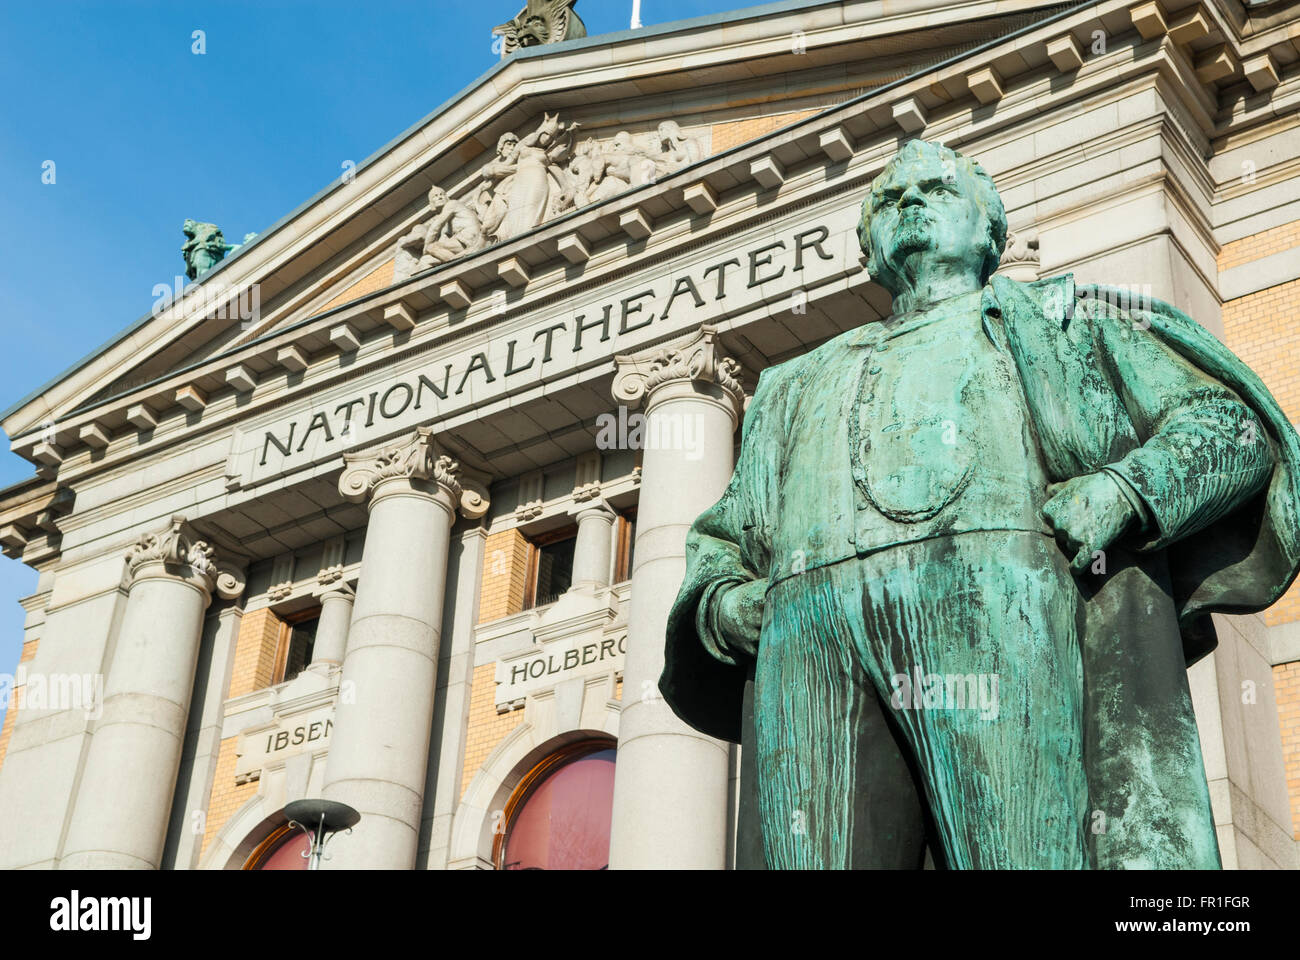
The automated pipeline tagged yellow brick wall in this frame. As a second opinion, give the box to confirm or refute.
[1275,661,1300,840]
[1219,221,1300,271]
[711,109,818,154]
[460,662,523,801]
[0,638,40,776]
[321,259,395,311]
[200,736,259,859]
[1222,219,1300,842]
[1219,221,1300,628]
[228,608,284,698]
[479,529,530,625]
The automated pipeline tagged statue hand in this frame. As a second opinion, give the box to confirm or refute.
[715,579,766,659]
[1042,472,1139,575]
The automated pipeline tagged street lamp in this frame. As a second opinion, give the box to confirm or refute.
[283,798,361,870]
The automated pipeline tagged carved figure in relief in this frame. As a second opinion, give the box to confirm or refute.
[606,131,660,189]
[395,187,486,279]
[654,120,703,173]
[491,113,580,240]
[392,114,705,271]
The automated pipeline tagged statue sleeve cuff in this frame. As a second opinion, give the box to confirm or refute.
[1101,467,1152,535]
[696,576,751,667]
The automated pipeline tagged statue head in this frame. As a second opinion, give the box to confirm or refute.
[515,12,552,46]
[658,121,682,146]
[611,131,633,153]
[857,140,1007,301]
[427,186,449,210]
[497,132,520,158]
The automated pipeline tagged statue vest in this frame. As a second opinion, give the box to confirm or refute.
[845,303,1055,554]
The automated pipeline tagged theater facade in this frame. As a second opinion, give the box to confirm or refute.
[1,0,1300,870]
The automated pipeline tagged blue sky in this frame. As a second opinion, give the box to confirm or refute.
[0,0,734,679]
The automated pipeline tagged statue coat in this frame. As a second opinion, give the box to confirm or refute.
[661,272,1300,868]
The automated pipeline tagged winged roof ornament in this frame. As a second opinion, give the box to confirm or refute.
[493,0,587,57]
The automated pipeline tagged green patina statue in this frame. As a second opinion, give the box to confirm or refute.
[181,219,237,280]
[662,139,1300,869]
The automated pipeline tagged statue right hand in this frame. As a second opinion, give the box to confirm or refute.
[715,580,766,660]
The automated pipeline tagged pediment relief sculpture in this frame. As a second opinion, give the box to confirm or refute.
[391,115,705,282]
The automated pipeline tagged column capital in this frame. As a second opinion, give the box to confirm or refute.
[612,325,745,420]
[458,468,492,521]
[126,515,246,600]
[570,497,616,522]
[339,427,463,507]
[314,564,356,602]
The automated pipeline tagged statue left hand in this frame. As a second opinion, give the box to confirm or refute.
[1042,472,1139,575]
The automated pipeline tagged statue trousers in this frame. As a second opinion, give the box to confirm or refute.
[754,529,1092,868]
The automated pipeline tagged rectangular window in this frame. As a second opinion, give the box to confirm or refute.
[523,529,576,610]
[274,610,319,685]
[614,509,637,584]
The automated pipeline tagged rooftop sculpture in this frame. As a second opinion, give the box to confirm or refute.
[181,220,235,280]
[493,0,587,57]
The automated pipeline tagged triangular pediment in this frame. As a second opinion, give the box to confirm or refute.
[3,0,1072,452]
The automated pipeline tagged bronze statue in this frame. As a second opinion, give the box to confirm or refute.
[662,139,1300,869]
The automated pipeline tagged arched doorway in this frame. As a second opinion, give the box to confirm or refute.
[241,822,311,870]
[495,737,616,870]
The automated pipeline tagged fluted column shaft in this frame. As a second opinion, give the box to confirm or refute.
[608,326,744,869]
[60,516,243,869]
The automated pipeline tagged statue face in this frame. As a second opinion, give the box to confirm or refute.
[428,188,448,210]
[866,144,990,293]
[498,134,519,158]
[517,15,550,46]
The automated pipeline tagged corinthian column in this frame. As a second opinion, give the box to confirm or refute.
[60,516,245,869]
[608,325,745,869]
[321,427,487,869]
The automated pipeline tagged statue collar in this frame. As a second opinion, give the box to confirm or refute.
[845,273,1077,348]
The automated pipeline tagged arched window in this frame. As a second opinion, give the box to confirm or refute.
[496,738,616,870]
[242,822,310,870]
